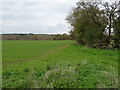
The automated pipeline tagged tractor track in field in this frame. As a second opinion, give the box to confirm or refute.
[3,44,69,66]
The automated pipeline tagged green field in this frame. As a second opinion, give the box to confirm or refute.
[2,40,118,88]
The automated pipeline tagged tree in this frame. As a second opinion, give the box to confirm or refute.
[66,2,108,47]
[69,29,75,40]
[99,1,120,43]
[113,10,120,48]
[66,1,120,49]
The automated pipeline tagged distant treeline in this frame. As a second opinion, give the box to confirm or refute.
[2,33,74,40]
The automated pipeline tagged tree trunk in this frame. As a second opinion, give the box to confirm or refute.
[108,14,112,44]
[109,14,112,37]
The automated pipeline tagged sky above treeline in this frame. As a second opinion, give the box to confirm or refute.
[0,0,118,34]
[1,0,79,34]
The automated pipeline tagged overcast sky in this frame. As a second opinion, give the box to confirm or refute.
[0,0,79,34]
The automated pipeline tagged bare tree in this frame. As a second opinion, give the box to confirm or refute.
[99,1,120,37]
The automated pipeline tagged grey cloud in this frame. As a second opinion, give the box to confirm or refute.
[1,0,78,34]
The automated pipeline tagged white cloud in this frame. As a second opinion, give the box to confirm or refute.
[1,0,78,34]
[1,0,78,3]
[0,3,2,33]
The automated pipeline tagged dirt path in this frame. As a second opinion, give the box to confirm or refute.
[3,44,69,66]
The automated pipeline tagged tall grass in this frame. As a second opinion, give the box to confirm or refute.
[2,40,118,88]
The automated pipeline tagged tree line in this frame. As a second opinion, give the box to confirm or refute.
[66,1,120,49]
[2,33,72,40]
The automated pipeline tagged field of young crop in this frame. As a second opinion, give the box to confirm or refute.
[2,40,118,88]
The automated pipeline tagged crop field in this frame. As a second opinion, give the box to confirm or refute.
[2,40,118,88]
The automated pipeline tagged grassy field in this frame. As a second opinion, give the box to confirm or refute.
[2,40,118,88]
